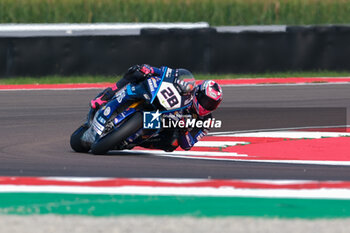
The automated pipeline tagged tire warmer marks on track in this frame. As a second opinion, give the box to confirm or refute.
[1,77,350,90]
[1,177,350,218]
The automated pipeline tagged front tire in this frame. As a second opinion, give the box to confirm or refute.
[70,124,90,153]
[91,112,143,155]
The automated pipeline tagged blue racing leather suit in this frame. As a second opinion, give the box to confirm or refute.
[91,64,210,152]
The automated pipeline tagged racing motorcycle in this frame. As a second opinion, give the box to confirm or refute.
[70,67,195,155]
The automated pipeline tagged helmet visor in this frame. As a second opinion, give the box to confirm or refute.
[197,91,219,111]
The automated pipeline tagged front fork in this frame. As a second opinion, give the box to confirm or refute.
[83,81,151,148]
[86,107,97,127]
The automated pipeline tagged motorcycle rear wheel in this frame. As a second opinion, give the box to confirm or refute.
[91,112,143,155]
[70,124,90,153]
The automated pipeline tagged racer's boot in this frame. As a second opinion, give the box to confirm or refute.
[90,84,119,109]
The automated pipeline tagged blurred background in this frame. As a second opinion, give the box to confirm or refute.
[1,0,349,25]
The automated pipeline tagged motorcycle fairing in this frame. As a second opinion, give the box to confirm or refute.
[86,66,194,150]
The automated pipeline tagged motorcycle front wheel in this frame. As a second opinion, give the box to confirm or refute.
[70,124,90,153]
[91,112,143,155]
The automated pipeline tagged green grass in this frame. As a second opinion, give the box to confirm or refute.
[1,71,350,85]
[1,0,350,25]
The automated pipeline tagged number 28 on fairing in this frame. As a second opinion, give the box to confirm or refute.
[157,82,181,110]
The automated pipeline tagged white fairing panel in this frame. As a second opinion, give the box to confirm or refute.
[157,82,182,110]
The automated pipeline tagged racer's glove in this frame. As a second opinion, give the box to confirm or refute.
[164,130,180,152]
[90,87,115,109]
[127,64,155,82]
[178,131,196,151]
[139,64,155,77]
[175,79,195,95]
[178,128,208,151]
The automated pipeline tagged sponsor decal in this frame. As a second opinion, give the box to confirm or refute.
[151,77,158,88]
[143,110,161,129]
[147,77,158,93]
[116,90,126,103]
[103,107,111,116]
[195,130,207,141]
[165,68,173,78]
[98,116,106,124]
[184,95,193,106]
[93,119,105,135]
[147,79,155,92]
[209,92,218,99]
[143,94,150,100]
[113,113,123,125]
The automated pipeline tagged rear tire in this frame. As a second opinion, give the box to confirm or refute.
[70,124,90,153]
[91,112,143,155]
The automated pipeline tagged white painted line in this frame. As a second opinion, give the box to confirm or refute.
[28,177,338,185]
[1,185,350,199]
[209,125,350,136]
[0,23,209,31]
[128,150,249,157]
[216,25,287,33]
[125,149,350,166]
[217,131,350,139]
[43,177,115,182]
[154,154,350,166]
[41,177,328,185]
[0,23,210,37]
[0,88,106,91]
[2,81,350,92]
[194,141,248,147]
[223,82,350,87]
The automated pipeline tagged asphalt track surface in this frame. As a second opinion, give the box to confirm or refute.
[1,84,350,180]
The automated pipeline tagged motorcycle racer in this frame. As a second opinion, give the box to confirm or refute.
[90,64,223,152]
